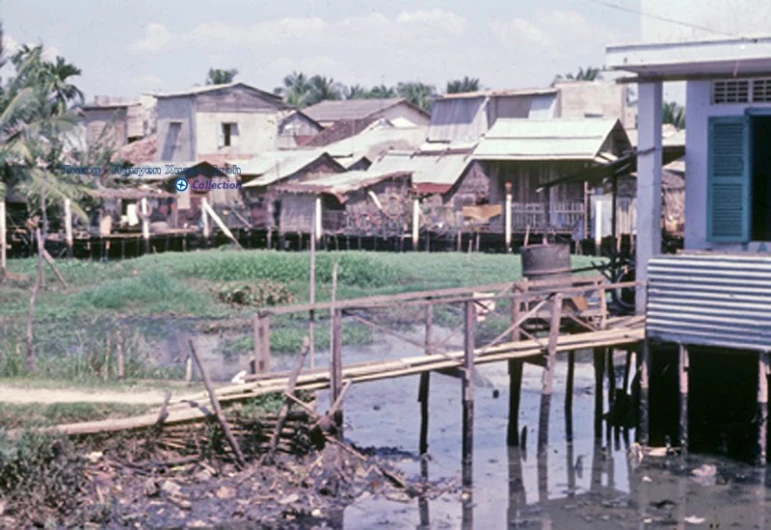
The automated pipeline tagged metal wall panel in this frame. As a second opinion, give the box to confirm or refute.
[646,253,771,350]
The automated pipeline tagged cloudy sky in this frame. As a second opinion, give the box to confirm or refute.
[3,0,647,100]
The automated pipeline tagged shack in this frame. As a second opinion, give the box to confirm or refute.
[272,170,413,236]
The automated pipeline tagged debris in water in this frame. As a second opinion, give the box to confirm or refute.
[684,515,706,524]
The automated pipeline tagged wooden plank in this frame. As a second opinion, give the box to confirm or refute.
[538,294,562,455]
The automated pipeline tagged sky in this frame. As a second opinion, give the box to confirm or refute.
[2,0,644,100]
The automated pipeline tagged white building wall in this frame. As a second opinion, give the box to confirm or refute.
[373,104,430,127]
[156,97,195,162]
[195,111,279,158]
[684,80,771,252]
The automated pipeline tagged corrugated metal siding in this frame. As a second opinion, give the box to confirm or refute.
[646,254,771,349]
[427,98,489,143]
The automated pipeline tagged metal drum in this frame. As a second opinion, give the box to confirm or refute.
[520,243,571,280]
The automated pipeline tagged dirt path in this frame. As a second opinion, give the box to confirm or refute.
[0,386,184,405]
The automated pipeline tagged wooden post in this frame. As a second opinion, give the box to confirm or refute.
[678,343,689,454]
[457,229,462,252]
[64,198,73,259]
[462,300,476,488]
[565,350,575,442]
[757,351,768,466]
[504,182,512,253]
[252,315,261,374]
[309,208,317,369]
[639,339,650,447]
[0,199,6,282]
[140,197,150,254]
[594,347,606,440]
[607,348,616,411]
[475,231,480,253]
[315,196,322,243]
[329,263,343,436]
[201,197,211,245]
[412,198,420,251]
[189,339,245,469]
[538,294,562,455]
[418,304,432,454]
[253,315,270,373]
[623,349,633,393]
[594,197,602,256]
[507,290,523,447]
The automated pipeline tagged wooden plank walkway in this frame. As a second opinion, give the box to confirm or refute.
[51,314,644,436]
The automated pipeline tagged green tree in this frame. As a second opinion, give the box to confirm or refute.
[368,84,397,99]
[396,81,436,112]
[206,68,238,85]
[662,101,685,129]
[554,66,604,83]
[344,84,369,99]
[446,76,481,94]
[274,71,311,107]
[304,75,343,106]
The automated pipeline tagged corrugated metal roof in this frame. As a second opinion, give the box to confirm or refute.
[647,253,771,350]
[439,87,558,99]
[473,118,621,160]
[304,98,408,122]
[626,126,685,149]
[368,151,472,186]
[323,126,427,167]
[427,97,489,143]
[241,149,336,187]
[274,170,410,197]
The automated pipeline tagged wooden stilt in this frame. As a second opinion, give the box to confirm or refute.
[565,350,575,443]
[462,300,475,488]
[537,294,562,455]
[329,263,343,437]
[639,339,650,447]
[507,291,523,447]
[593,347,605,440]
[622,349,633,393]
[678,343,689,454]
[757,351,768,466]
[475,231,480,253]
[457,229,462,252]
[607,348,616,410]
[418,305,432,454]
[309,212,317,369]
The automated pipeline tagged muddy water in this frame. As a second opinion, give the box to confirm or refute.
[267,325,771,529]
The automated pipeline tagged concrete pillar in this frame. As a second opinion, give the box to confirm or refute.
[635,81,663,314]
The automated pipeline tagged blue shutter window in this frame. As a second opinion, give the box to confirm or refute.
[707,116,750,242]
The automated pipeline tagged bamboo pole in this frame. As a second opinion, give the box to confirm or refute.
[537,294,562,456]
[462,300,476,489]
[64,198,73,259]
[188,339,245,469]
[42,249,68,289]
[202,199,242,249]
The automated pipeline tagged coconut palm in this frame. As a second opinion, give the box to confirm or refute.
[274,71,311,107]
[662,101,685,129]
[304,75,343,106]
[554,66,604,83]
[206,68,238,85]
[368,84,397,99]
[344,84,369,99]
[446,77,481,94]
[396,81,436,112]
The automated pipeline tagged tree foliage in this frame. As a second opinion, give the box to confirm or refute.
[206,68,238,85]
[662,101,685,129]
[554,66,604,84]
[446,77,481,94]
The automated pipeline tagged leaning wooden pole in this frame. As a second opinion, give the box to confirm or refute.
[757,351,768,466]
[537,294,562,456]
[265,337,310,463]
[188,339,245,469]
[462,300,476,489]
[678,343,689,455]
[418,304,432,454]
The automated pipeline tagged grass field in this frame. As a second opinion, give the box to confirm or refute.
[0,250,599,382]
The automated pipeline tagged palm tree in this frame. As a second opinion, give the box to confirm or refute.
[662,101,685,129]
[274,71,311,107]
[206,68,238,85]
[396,81,436,112]
[446,77,481,94]
[304,75,343,106]
[368,84,397,99]
[554,66,604,84]
[344,84,369,99]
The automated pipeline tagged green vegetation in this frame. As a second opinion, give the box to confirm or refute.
[1,250,598,380]
[0,402,151,429]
